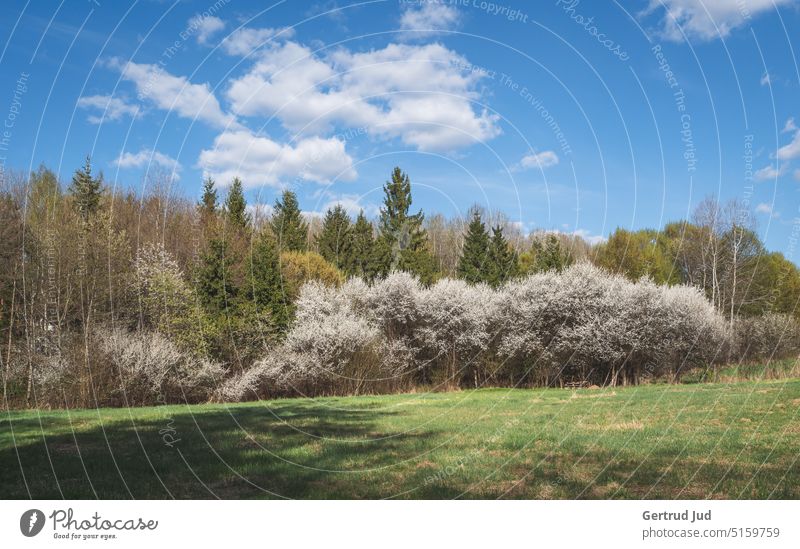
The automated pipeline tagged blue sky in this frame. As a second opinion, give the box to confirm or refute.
[1,0,799,253]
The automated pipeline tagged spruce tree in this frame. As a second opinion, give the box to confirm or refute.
[69,156,103,223]
[537,234,568,272]
[316,204,352,271]
[457,209,491,284]
[248,230,289,331]
[199,176,218,224]
[197,236,236,315]
[270,190,308,252]
[348,210,377,279]
[376,167,437,282]
[224,177,250,231]
[486,225,519,287]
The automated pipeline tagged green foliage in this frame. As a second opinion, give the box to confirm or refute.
[595,228,678,284]
[522,234,571,274]
[69,156,103,223]
[347,211,377,279]
[486,225,519,287]
[248,231,290,332]
[279,251,344,298]
[199,176,218,224]
[316,204,352,271]
[271,190,308,252]
[376,167,438,283]
[196,235,238,315]
[457,209,491,284]
[224,177,250,231]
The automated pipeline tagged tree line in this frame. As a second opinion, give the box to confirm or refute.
[1,159,799,407]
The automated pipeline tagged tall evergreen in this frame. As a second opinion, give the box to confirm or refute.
[316,204,352,271]
[199,176,218,224]
[69,156,103,223]
[486,225,519,288]
[376,167,436,282]
[270,190,308,252]
[348,210,377,279]
[197,237,236,315]
[537,234,568,272]
[248,230,289,331]
[457,209,491,284]
[224,177,250,231]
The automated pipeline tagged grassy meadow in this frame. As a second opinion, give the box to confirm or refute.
[2,378,799,499]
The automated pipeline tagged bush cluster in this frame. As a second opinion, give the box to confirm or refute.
[223,263,731,400]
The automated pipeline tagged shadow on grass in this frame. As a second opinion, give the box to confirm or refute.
[0,402,442,499]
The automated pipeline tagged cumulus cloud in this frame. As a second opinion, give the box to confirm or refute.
[776,129,800,161]
[760,72,771,86]
[519,150,559,170]
[221,26,295,56]
[188,14,225,45]
[571,228,606,246]
[113,149,182,174]
[225,41,499,151]
[783,118,797,133]
[112,59,237,129]
[754,164,786,181]
[399,2,461,38]
[198,129,356,188]
[642,0,792,42]
[77,94,140,123]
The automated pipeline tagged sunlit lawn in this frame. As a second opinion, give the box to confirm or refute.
[2,379,799,499]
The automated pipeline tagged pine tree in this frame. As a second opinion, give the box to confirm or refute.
[197,236,237,315]
[270,190,308,252]
[348,210,377,279]
[316,204,352,271]
[457,209,491,284]
[248,230,289,331]
[376,167,437,282]
[199,176,218,224]
[224,177,250,231]
[69,156,103,223]
[537,234,568,272]
[486,225,519,287]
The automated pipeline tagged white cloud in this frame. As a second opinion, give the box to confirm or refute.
[754,164,786,181]
[783,118,797,133]
[317,193,380,218]
[776,130,800,161]
[221,26,295,56]
[760,72,771,86]
[794,169,800,182]
[399,3,461,38]
[519,150,559,170]
[113,149,182,174]
[755,202,776,216]
[643,0,792,42]
[113,59,237,129]
[188,15,225,45]
[225,41,499,151]
[198,129,357,188]
[77,94,139,123]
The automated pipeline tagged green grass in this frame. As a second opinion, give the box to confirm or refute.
[2,380,799,499]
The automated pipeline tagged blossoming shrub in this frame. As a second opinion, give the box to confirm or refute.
[225,263,731,399]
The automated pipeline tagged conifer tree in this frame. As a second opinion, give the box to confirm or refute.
[376,167,437,282]
[457,209,491,284]
[197,237,236,315]
[537,234,568,272]
[270,190,308,252]
[248,230,289,331]
[348,210,377,279]
[486,225,519,287]
[224,177,250,231]
[199,176,218,225]
[316,204,352,271]
[69,156,103,223]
